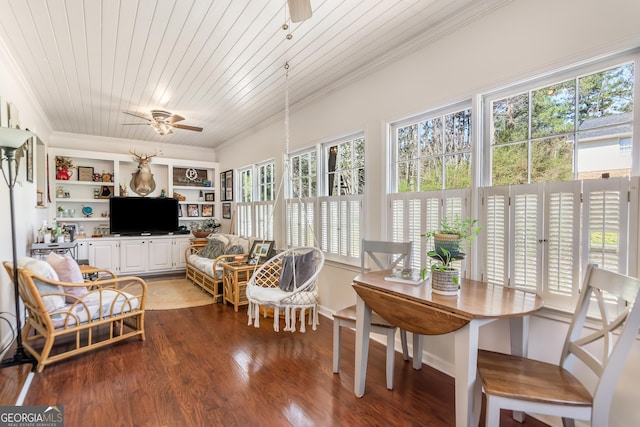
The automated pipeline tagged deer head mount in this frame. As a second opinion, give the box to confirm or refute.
[129,150,157,196]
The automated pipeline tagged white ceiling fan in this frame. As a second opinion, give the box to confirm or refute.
[288,0,312,23]
[122,110,203,136]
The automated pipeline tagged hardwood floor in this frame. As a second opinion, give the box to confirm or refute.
[1,303,549,426]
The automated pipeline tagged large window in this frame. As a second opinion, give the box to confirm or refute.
[236,161,275,240]
[392,104,472,192]
[286,149,317,248]
[388,53,637,313]
[480,58,637,311]
[320,135,365,263]
[285,134,365,264]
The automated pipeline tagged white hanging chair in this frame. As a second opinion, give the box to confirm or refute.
[246,246,324,332]
[245,62,325,332]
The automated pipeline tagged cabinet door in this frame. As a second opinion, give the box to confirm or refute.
[76,241,89,263]
[173,237,191,269]
[148,239,173,271]
[88,240,119,272]
[120,239,148,274]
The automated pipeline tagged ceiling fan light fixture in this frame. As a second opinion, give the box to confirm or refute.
[151,121,173,136]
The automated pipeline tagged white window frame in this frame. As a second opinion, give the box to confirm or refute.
[319,134,365,264]
[286,147,318,248]
[235,161,275,240]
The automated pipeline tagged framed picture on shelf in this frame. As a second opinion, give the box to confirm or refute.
[248,240,274,264]
[221,170,233,201]
[178,205,183,217]
[201,204,213,217]
[222,202,231,219]
[204,192,214,202]
[78,166,94,182]
[187,204,199,217]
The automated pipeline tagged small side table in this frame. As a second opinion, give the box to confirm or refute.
[222,261,260,312]
[30,242,78,260]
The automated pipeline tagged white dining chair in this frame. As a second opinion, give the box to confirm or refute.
[477,264,640,426]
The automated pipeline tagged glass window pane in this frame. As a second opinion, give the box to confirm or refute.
[532,80,575,138]
[445,109,472,153]
[353,138,365,168]
[493,94,529,144]
[530,137,574,183]
[420,157,442,191]
[492,143,528,185]
[444,152,472,189]
[420,118,442,157]
[577,129,632,179]
[398,125,417,161]
[398,160,418,192]
[579,64,634,121]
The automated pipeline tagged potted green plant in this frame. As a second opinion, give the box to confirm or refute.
[422,216,481,296]
[422,216,481,257]
[190,218,221,238]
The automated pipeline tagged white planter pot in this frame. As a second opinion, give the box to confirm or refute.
[432,268,459,296]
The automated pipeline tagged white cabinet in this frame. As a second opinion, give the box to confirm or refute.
[84,236,190,274]
[88,239,119,272]
[119,239,148,274]
[148,238,173,271]
[173,237,191,269]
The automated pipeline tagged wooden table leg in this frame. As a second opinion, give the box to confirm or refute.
[354,294,372,398]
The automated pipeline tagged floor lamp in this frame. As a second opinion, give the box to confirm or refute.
[0,127,36,369]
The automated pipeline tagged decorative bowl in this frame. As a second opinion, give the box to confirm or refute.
[191,231,210,239]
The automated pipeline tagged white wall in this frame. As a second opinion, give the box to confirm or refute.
[0,37,54,357]
[216,0,640,425]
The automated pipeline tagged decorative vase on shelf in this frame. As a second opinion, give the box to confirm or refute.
[56,169,73,180]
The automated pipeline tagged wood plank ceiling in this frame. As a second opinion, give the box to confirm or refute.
[0,0,509,149]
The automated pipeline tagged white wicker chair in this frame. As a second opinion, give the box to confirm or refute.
[246,246,324,332]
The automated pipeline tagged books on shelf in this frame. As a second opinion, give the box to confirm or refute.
[384,269,428,285]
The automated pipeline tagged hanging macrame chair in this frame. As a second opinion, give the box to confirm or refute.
[245,63,325,332]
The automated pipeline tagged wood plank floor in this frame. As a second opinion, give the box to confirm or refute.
[1,303,549,426]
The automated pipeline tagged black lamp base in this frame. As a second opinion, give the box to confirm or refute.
[0,347,36,370]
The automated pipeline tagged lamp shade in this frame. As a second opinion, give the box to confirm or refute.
[0,127,33,149]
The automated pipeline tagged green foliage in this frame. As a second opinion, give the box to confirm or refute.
[422,216,481,246]
[421,248,459,285]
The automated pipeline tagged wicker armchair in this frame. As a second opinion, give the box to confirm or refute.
[3,261,146,372]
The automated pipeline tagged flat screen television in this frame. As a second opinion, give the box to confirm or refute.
[109,197,179,235]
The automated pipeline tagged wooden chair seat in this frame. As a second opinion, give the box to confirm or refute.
[478,350,592,407]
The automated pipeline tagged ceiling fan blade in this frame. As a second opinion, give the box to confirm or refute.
[168,114,185,123]
[172,124,203,132]
[122,111,152,121]
[288,0,312,23]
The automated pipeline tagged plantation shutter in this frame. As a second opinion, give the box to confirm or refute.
[543,181,581,308]
[286,199,317,248]
[480,186,509,286]
[236,203,252,237]
[510,185,543,293]
[582,177,630,275]
[387,190,468,272]
[320,195,362,263]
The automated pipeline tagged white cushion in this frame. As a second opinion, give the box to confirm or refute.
[229,235,250,253]
[49,289,140,329]
[247,286,317,305]
[18,257,66,312]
